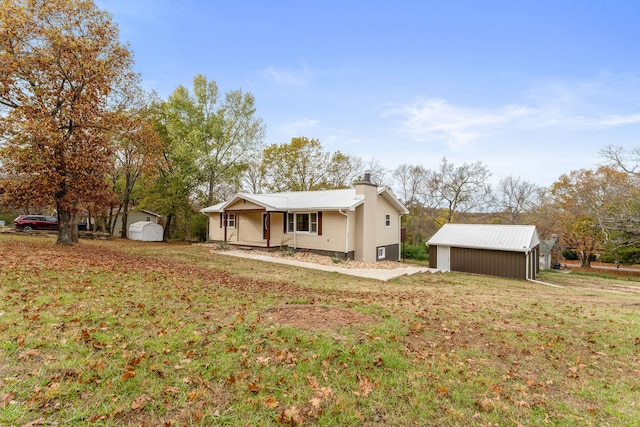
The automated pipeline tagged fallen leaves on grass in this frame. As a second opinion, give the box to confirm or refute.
[122,370,137,381]
[18,349,40,360]
[0,392,15,407]
[276,405,304,426]
[264,396,279,409]
[131,394,151,410]
[354,374,378,397]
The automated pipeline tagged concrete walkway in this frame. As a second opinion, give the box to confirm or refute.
[218,250,439,281]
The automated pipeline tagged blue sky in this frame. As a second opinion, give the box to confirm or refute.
[99,0,640,187]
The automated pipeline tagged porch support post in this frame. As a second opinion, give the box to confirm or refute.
[223,213,227,242]
[267,212,271,248]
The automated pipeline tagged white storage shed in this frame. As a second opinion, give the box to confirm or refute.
[128,221,163,242]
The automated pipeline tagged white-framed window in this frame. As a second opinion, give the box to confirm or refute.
[385,213,391,228]
[377,247,386,260]
[287,212,318,233]
[226,214,237,228]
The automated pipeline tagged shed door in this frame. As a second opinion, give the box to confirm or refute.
[437,245,450,271]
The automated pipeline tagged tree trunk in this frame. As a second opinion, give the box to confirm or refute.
[580,251,591,268]
[70,211,79,243]
[108,205,123,236]
[56,204,73,245]
[208,176,215,207]
[163,214,173,242]
[87,209,93,232]
[120,196,130,239]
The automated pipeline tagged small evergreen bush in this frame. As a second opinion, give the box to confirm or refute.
[403,243,429,261]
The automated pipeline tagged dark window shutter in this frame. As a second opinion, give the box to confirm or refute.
[219,213,223,228]
[318,212,323,235]
[283,213,287,234]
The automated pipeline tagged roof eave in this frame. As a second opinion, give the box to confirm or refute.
[378,187,409,214]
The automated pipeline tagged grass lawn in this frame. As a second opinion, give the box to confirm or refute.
[1,234,639,426]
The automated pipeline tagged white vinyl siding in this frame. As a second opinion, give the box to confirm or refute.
[375,197,400,247]
[287,211,348,253]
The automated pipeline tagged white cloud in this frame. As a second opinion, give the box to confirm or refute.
[263,63,311,86]
[383,99,532,147]
[384,73,640,147]
[596,113,640,127]
[524,73,640,130]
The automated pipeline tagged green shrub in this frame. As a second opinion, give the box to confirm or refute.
[562,249,579,260]
[0,212,18,225]
[403,243,429,260]
[189,214,208,242]
[601,247,640,265]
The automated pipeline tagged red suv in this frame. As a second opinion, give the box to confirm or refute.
[13,215,58,231]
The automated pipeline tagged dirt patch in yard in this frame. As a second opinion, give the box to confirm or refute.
[263,304,379,332]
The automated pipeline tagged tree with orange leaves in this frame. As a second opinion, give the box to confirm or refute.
[551,166,638,267]
[0,0,134,245]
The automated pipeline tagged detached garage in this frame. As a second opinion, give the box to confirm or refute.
[427,224,540,280]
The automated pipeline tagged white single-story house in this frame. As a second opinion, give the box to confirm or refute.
[427,223,540,280]
[200,175,408,262]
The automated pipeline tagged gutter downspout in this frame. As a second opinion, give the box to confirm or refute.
[339,209,349,259]
[398,213,403,262]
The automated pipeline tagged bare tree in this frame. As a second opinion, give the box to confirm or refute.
[493,175,540,224]
[361,158,391,187]
[242,158,264,193]
[394,164,428,208]
[601,145,640,178]
[393,164,429,244]
[430,158,492,224]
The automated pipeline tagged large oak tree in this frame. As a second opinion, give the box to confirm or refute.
[0,0,134,245]
[551,166,636,267]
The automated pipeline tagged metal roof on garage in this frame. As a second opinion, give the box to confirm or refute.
[426,224,540,252]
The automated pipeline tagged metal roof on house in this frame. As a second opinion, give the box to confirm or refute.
[200,187,408,214]
[201,201,227,213]
[427,224,540,252]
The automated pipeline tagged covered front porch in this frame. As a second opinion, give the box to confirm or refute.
[216,210,287,249]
